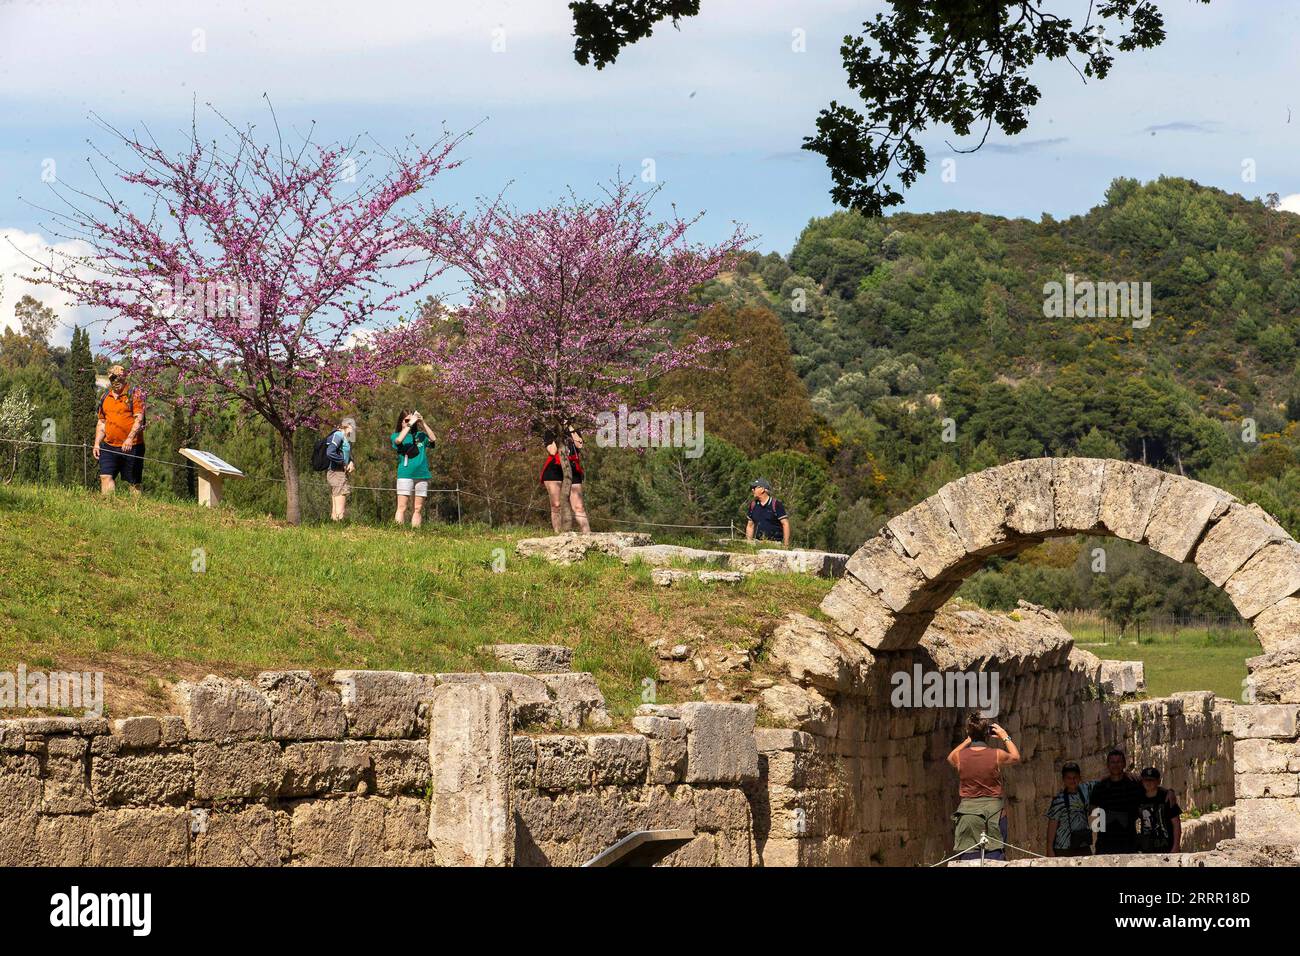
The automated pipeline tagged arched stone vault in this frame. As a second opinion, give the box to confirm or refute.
[821,458,1300,653]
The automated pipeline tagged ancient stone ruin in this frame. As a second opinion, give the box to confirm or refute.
[2,458,1297,866]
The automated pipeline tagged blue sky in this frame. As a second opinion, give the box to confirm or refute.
[3,0,1299,341]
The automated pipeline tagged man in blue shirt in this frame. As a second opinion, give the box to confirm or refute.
[745,478,789,546]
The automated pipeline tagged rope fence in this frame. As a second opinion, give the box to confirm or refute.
[0,435,741,538]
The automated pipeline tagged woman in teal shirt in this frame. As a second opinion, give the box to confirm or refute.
[391,410,436,527]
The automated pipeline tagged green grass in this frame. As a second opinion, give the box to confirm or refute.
[0,483,832,718]
[1077,632,1255,701]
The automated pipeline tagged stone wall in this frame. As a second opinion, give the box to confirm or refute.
[754,603,1236,866]
[0,613,1244,866]
[0,670,763,867]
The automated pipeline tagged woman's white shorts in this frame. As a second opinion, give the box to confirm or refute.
[396,478,429,498]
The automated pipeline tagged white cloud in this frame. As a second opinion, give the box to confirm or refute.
[1277,194,1300,216]
[0,228,103,345]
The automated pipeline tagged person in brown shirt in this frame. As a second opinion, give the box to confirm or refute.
[947,714,1021,859]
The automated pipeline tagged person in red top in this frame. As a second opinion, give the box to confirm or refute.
[93,365,146,496]
[539,423,589,534]
[947,714,1021,860]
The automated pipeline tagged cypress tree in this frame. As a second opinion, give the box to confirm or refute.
[67,326,97,488]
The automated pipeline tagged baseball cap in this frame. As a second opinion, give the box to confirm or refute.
[1139,767,1161,780]
[750,478,772,492]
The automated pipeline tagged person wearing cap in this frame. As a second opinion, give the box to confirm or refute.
[92,364,146,496]
[745,478,789,546]
[1136,767,1181,853]
[324,417,356,521]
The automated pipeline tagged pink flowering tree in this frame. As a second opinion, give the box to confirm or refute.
[426,181,750,449]
[26,110,469,523]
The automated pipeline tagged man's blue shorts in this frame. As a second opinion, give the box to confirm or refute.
[99,443,145,486]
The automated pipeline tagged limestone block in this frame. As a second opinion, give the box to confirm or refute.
[620,544,731,567]
[111,716,161,749]
[1233,705,1299,739]
[759,549,849,577]
[768,612,874,692]
[1252,598,1300,655]
[516,531,651,565]
[175,675,271,743]
[368,740,430,796]
[630,715,687,785]
[159,716,188,746]
[1193,503,1287,588]
[651,567,692,587]
[538,672,610,729]
[290,795,432,866]
[1099,660,1145,697]
[998,459,1056,535]
[511,735,537,787]
[439,672,554,726]
[1234,797,1300,842]
[753,728,816,753]
[427,681,514,867]
[1236,772,1300,799]
[819,575,932,651]
[331,670,437,739]
[89,808,189,866]
[91,751,193,806]
[42,742,93,814]
[15,717,108,736]
[1244,643,1300,704]
[697,569,747,584]
[280,741,372,798]
[1145,475,1233,563]
[257,671,346,741]
[1052,457,1107,532]
[679,702,758,784]
[534,735,593,791]
[1099,460,1165,542]
[36,814,91,866]
[844,534,928,613]
[586,734,648,786]
[190,805,285,866]
[0,722,23,752]
[485,644,574,673]
[886,496,968,581]
[728,552,793,574]
[694,787,752,832]
[758,683,836,736]
[1225,541,1300,621]
[936,469,1010,554]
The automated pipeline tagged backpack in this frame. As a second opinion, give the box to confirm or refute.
[98,387,145,431]
[311,432,336,472]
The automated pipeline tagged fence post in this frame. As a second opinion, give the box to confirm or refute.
[455,485,462,526]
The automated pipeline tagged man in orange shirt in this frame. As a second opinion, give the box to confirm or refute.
[93,364,146,495]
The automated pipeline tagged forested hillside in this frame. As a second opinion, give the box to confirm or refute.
[4,176,1298,625]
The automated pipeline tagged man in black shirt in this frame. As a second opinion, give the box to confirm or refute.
[745,478,790,546]
[1089,749,1144,854]
[1136,767,1182,853]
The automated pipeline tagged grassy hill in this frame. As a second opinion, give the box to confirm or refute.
[0,484,832,720]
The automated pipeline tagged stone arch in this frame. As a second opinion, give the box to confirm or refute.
[821,458,1300,654]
